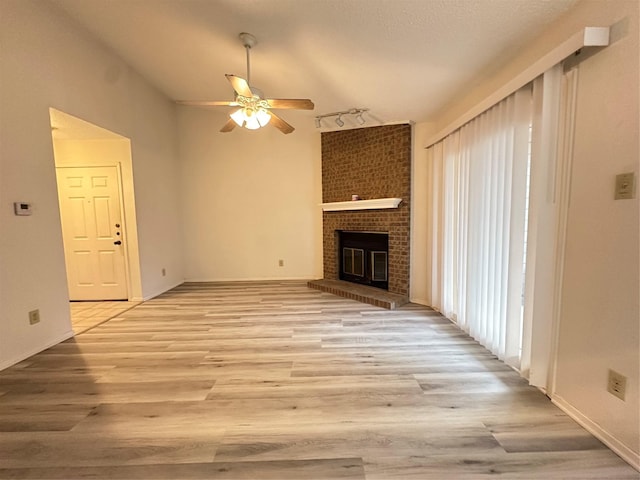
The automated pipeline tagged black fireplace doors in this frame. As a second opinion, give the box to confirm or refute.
[338,231,388,290]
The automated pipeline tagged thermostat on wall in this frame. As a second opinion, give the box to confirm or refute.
[14,202,33,216]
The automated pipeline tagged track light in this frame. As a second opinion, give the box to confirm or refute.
[314,108,369,129]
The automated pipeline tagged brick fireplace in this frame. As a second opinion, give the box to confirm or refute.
[314,123,412,300]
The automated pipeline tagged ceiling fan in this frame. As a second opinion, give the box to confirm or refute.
[177,32,314,134]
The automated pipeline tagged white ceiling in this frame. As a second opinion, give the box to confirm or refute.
[48,0,576,127]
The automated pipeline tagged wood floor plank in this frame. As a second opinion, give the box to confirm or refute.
[0,431,223,468]
[0,380,215,405]
[0,404,96,432]
[0,369,111,385]
[206,374,423,400]
[214,422,503,462]
[0,458,366,480]
[484,417,609,453]
[363,450,639,479]
[0,281,635,479]
[414,370,533,394]
[71,401,229,435]
[94,364,278,383]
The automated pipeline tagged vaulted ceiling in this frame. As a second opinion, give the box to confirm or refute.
[49,0,576,128]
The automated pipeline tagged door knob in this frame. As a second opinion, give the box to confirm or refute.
[114,240,122,245]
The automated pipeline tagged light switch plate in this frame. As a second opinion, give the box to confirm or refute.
[615,172,636,200]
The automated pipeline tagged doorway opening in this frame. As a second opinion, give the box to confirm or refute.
[50,109,143,332]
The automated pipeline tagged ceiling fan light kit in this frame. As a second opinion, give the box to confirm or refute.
[230,107,270,129]
[315,108,369,129]
[176,32,314,134]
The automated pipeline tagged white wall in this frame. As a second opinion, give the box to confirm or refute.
[177,107,323,281]
[413,0,639,466]
[0,0,184,369]
[410,121,435,305]
[552,0,639,465]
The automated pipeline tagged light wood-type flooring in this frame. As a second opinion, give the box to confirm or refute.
[0,281,636,479]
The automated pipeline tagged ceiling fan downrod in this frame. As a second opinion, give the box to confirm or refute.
[239,32,257,86]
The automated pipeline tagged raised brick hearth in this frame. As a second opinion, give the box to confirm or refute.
[308,279,409,309]
[312,123,412,307]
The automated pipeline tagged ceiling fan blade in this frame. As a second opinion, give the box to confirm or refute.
[226,74,253,97]
[177,100,239,107]
[220,118,237,133]
[266,99,315,110]
[269,112,295,134]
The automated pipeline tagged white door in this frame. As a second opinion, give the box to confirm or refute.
[56,166,128,300]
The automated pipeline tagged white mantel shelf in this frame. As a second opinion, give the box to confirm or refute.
[321,198,403,212]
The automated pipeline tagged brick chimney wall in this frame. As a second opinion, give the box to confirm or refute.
[321,124,412,296]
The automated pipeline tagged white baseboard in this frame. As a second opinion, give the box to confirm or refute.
[409,296,430,306]
[0,329,75,371]
[551,394,640,471]
[142,280,185,301]
[183,277,315,283]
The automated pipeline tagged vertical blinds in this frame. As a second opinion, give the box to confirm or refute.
[426,63,574,386]
[426,84,533,369]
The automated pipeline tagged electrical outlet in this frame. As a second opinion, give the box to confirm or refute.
[28,309,40,325]
[607,369,627,401]
[278,259,284,267]
[161,268,166,276]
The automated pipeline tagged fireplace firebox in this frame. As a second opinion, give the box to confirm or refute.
[338,231,389,290]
